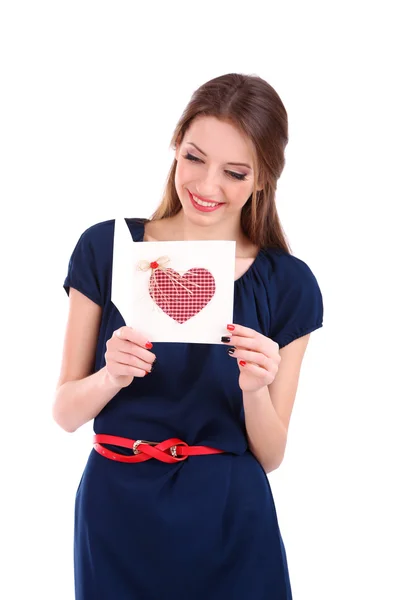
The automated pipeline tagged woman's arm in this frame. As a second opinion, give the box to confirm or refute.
[52,288,123,432]
[243,385,288,473]
[53,366,123,433]
[243,334,311,472]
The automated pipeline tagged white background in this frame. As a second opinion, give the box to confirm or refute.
[1,1,399,598]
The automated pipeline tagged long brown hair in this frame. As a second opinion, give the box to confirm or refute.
[150,73,291,253]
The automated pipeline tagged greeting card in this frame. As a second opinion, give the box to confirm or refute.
[111,218,236,343]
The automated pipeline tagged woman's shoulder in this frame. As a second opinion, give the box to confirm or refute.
[257,248,324,347]
[259,246,317,276]
[63,217,148,307]
[77,217,147,243]
[65,218,147,278]
[255,246,323,298]
[79,218,115,238]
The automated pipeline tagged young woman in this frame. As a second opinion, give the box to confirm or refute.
[54,73,324,599]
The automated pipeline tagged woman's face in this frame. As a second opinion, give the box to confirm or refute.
[174,116,260,227]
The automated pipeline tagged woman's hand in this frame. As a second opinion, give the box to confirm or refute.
[105,326,156,388]
[222,324,281,392]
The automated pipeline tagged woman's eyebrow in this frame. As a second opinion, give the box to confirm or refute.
[186,141,252,170]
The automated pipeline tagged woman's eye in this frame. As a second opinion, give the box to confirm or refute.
[184,153,201,163]
[228,171,247,181]
[183,153,247,181]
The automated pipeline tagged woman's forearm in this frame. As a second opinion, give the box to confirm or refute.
[242,385,288,473]
[52,366,123,433]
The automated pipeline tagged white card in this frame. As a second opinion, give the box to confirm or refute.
[111,218,236,344]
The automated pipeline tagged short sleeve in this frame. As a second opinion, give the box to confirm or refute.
[267,252,324,349]
[63,225,105,307]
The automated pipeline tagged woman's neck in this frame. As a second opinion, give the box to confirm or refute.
[162,211,244,243]
[145,212,259,258]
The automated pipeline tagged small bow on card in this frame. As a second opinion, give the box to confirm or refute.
[137,256,171,273]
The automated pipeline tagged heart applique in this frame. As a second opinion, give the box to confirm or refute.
[149,267,216,323]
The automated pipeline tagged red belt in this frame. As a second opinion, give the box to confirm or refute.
[93,434,226,464]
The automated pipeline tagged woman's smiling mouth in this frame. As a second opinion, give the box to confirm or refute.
[188,190,224,212]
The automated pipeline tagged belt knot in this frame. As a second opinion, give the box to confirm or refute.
[93,434,225,464]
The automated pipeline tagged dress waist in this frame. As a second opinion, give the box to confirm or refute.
[93,433,226,463]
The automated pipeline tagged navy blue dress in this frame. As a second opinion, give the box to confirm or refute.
[63,217,324,599]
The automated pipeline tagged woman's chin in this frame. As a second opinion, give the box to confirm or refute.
[185,208,221,226]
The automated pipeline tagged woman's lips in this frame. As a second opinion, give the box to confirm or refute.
[188,190,224,213]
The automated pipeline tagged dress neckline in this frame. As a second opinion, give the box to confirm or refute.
[126,217,263,285]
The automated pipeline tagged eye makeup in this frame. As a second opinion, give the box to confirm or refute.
[183,153,248,181]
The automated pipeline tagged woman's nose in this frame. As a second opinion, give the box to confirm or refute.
[196,168,221,195]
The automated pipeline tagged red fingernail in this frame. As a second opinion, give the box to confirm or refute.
[227,324,235,331]
[239,360,246,366]
[145,342,153,349]
[145,371,150,376]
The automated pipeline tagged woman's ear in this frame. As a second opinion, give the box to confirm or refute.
[174,133,184,161]
[174,144,180,161]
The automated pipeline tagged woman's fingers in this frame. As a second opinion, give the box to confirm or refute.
[104,327,157,385]
[114,325,153,349]
[223,324,279,358]
[109,327,156,364]
[109,337,156,364]
[112,350,155,373]
[237,360,276,386]
[222,334,268,355]
[227,348,277,373]
[109,362,149,378]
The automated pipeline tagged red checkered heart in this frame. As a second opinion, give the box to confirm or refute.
[150,267,216,323]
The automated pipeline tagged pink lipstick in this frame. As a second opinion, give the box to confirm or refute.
[188,190,224,213]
